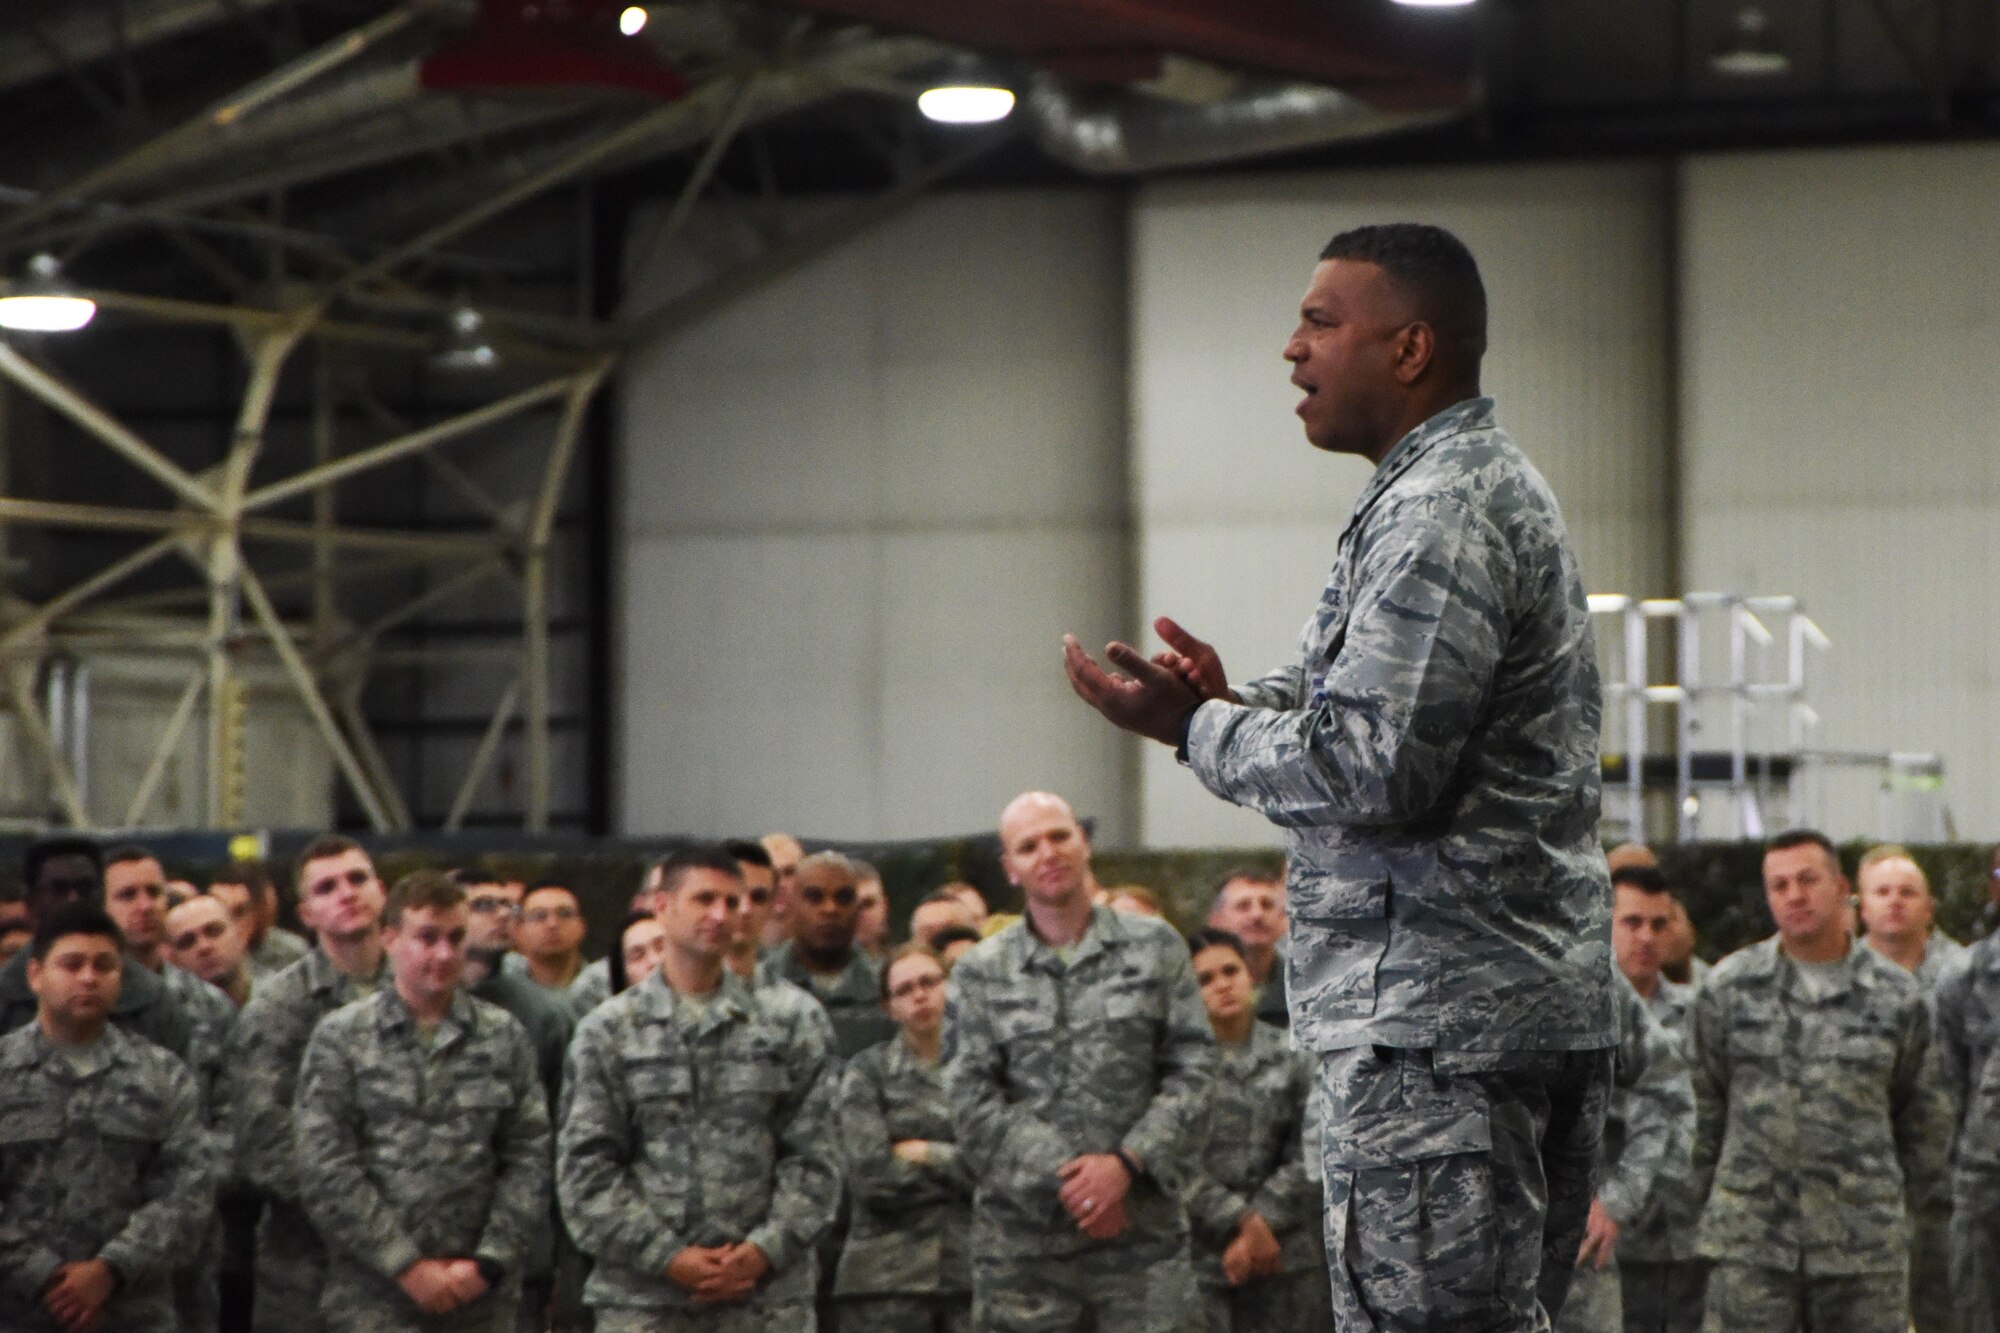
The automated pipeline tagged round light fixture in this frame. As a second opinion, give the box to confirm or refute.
[618,6,647,37]
[433,304,500,372]
[1390,0,1478,7]
[1712,7,1790,77]
[918,84,1015,125]
[0,253,96,333]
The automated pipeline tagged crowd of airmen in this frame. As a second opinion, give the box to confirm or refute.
[5,803,2000,1333]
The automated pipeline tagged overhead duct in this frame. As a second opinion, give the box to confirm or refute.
[1024,74,1465,174]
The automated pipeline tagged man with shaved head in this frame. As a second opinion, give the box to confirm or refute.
[1063,223,1616,1332]
[947,790,1216,1331]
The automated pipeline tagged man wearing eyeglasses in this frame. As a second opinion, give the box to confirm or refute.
[222,834,389,1333]
[514,882,613,1020]
[758,851,896,1061]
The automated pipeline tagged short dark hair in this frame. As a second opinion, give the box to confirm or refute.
[1766,829,1840,867]
[1610,865,1673,896]
[104,844,160,871]
[31,902,123,962]
[929,923,982,951]
[919,889,970,909]
[1211,865,1281,901]
[24,837,102,893]
[723,839,772,870]
[1186,926,1247,959]
[608,911,657,995]
[294,835,364,889]
[212,858,275,895]
[659,846,746,896]
[383,870,465,928]
[453,867,503,888]
[1319,223,1487,366]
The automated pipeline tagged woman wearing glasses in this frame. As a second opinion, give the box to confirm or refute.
[831,943,973,1332]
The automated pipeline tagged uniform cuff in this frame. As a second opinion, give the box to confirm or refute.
[743,1226,794,1278]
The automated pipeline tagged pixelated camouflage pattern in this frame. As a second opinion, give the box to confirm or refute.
[163,962,238,1333]
[1689,937,1950,1276]
[970,1243,1195,1333]
[555,968,841,1314]
[834,1292,971,1333]
[221,945,387,1332]
[1182,398,1614,1057]
[248,927,311,980]
[1934,931,2000,1125]
[0,1022,217,1332]
[1556,1261,1622,1333]
[832,1035,972,1299]
[1182,1020,1322,1285]
[1318,1045,1612,1333]
[294,987,551,1332]
[591,1299,813,1333]
[1596,973,1689,1235]
[1701,1260,1907,1333]
[0,944,193,1058]
[944,906,1215,1260]
[1619,979,1701,1267]
[760,942,895,1061]
[1913,929,1968,991]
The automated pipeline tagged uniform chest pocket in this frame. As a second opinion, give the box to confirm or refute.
[1102,989,1156,1024]
[89,1097,166,1145]
[1727,1024,1783,1060]
[1833,1030,1898,1071]
[0,1102,62,1147]
[625,1059,693,1105]
[714,1058,788,1100]
[989,1004,1057,1045]
[454,1076,515,1128]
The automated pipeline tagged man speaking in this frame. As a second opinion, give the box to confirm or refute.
[1064,223,1616,1332]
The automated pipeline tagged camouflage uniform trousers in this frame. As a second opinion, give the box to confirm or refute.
[322,1287,521,1333]
[1910,1208,1954,1333]
[251,1200,328,1333]
[970,1239,1196,1333]
[1616,1261,1705,1333]
[1319,1046,1614,1333]
[828,1293,971,1333]
[1191,1270,1336,1333]
[1951,1184,2000,1333]
[1700,1263,1906,1333]
[591,1299,813,1332]
[1552,1261,1619,1333]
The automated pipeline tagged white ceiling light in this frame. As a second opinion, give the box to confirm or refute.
[1712,6,1791,77]
[1391,0,1478,8]
[918,81,1015,125]
[0,253,96,333]
[619,6,647,37]
[433,303,499,372]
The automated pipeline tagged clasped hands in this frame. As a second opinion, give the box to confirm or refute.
[666,1241,770,1306]
[40,1258,115,1333]
[1058,1152,1137,1240]
[1221,1211,1284,1287]
[397,1257,490,1316]
[1063,617,1236,746]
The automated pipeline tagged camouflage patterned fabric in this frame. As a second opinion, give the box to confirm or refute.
[1689,937,1949,1333]
[221,945,388,1333]
[760,942,895,1061]
[832,1036,972,1303]
[0,1022,217,1332]
[555,967,840,1320]
[1951,1009,2000,1333]
[163,961,238,1333]
[0,943,193,1057]
[1613,978,1704,1333]
[945,905,1214,1330]
[294,987,551,1333]
[1935,929,2000,1123]
[1181,1020,1329,1332]
[1318,1045,1612,1333]
[1913,928,1968,991]
[249,927,311,980]
[1700,1262,1907,1333]
[1181,397,1615,1059]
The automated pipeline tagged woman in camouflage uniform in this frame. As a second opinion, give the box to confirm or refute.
[832,945,972,1332]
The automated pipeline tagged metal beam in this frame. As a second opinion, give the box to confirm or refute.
[241,376,575,513]
[0,342,214,511]
[122,669,206,827]
[7,670,89,826]
[445,674,519,832]
[0,0,288,96]
[0,495,503,559]
[237,561,395,830]
[0,533,183,659]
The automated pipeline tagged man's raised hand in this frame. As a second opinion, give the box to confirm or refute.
[1062,634,1202,746]
[1151,617,1236,704]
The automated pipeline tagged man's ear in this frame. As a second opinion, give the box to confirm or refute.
[1391,321,1437,385]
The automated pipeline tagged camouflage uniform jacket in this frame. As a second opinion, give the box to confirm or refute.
[832,1036,973,1298]
[295,988,551,1304]
[555,968,841,1312]
[163,964,236,1120]
[1914,929,1968,991]
[944,905,1216,1258]
[1181,1020,1319,1287]
[1690,937,1951,1274]
[0,945,191,1059]
[1938,931,2000,1130]
[1596,974,1690,1237]
[503,951,611,1019]
[1619,977,1701,1262]
[1182,398,1615,1058]
[760,941,895,1060]
[221,947,385,1235]
[248,927,310,980]
[0,1023,217,1331]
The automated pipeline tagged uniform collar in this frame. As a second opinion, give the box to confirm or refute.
[1019,903,1129,976]
[634,966,753,1035]
[768,940,876,1000]
[4,1022,132,1078]
[303,944,385,998]
[375,985,476,1050]
[1343,396,1495,539]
